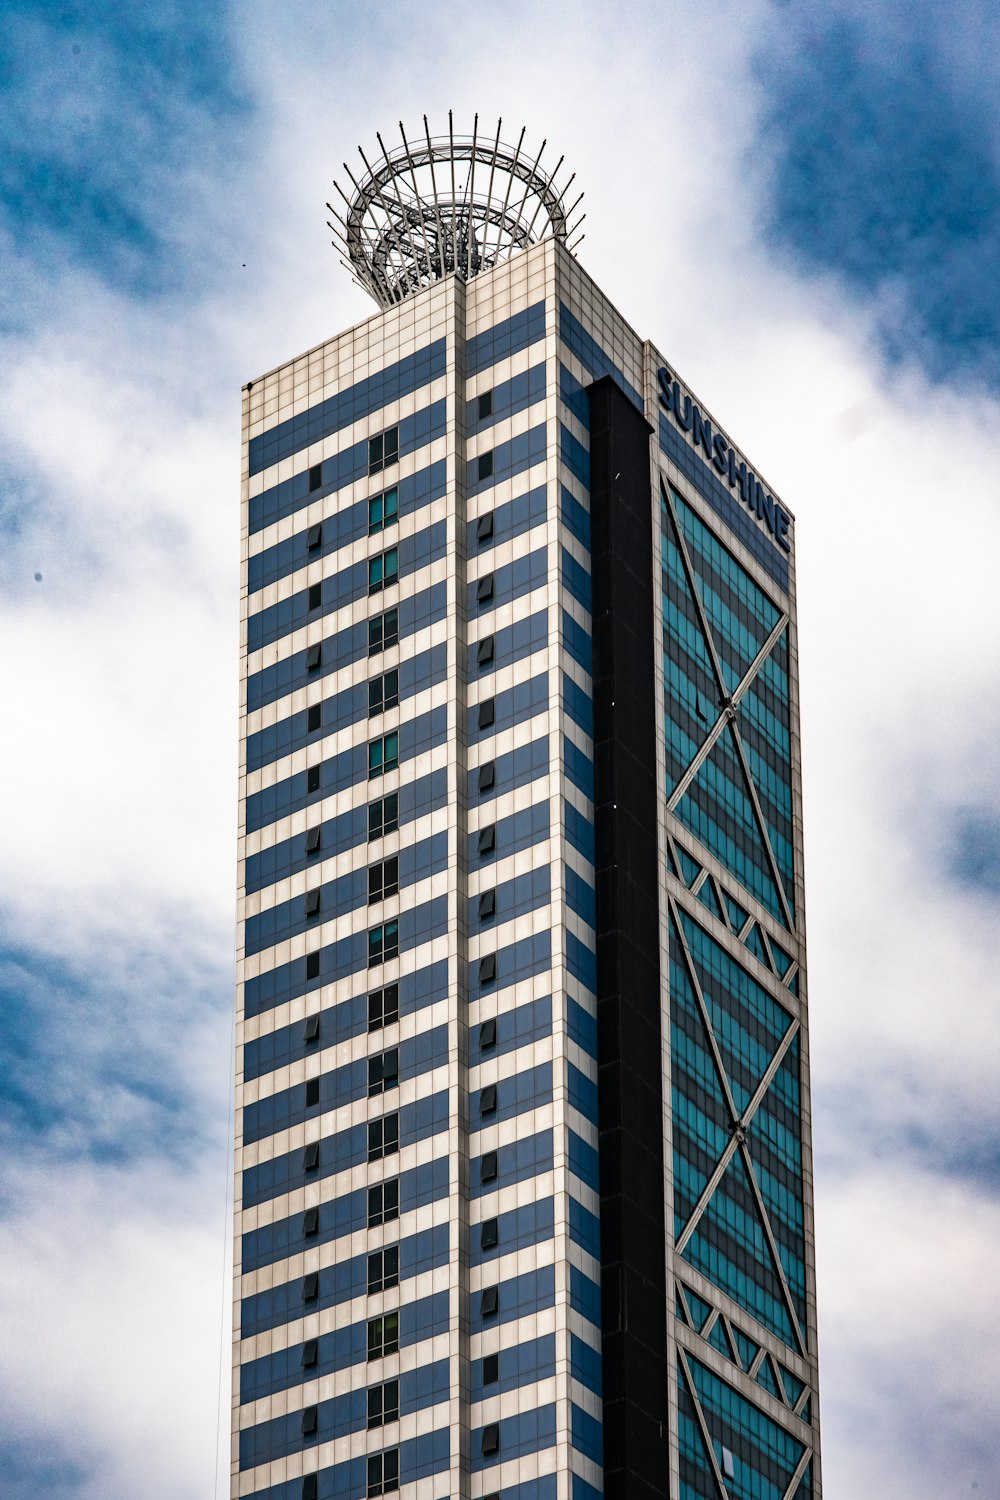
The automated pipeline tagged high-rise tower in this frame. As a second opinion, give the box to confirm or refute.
[235,117,821,1500]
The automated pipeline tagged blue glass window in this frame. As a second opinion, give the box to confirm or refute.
[369,485,399,534]
[369,546,399,594]
[368,921,399,966]
[369,607,399,655]
[369,732,399,778]
[368,426,399,476]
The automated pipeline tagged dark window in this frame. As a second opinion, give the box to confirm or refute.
[303,1475,318,1500]
[480,1083,497,1115]
[301,1405,318,1436]
[367,1377,400,1429]
[306,826,321,855]
[303,1141,320,1171]
[368,547,399,594]
[308,582,322,611]
[369,669,399,716]
[303,1271,319,1301]
[368,1112,399,1162]
[367,1178,399,1228]
[304,1013,320,1044]
[307,703,322,732]
[302,1337,318,1367]
[306,642,322,671]
[478,390,493,421]
[368,1047,399,1096]
[479,1016,497,1050]
[477,824,496,856]
[481,1149,498,1183]
[308,464,323,491]
[478,889,496,921]
[480,1218,498,1251]
[368,732,399,778]
[369,857,399,903]
[368,793,399,841]
[305,1077,320,1108]
[368,920,400,967]
[478,760,495,793]
[478,953,496,985]
[305,888,321,918]
[483,1352,500,1384]
[482,1422,500,1456]
[368,486,399,535]
[305,951,320,980]
[477,511,494,543]
[369,607,399,655]
[307,521,323,551]
[307,763,321,794]
[367,1311,399,1359]
[477,450,494,482]
[303,1206,319,1237]
[366,1448,399,1497]
[477,635,495,667]
[478,697,495,730]
[367,1246,399,1294]
[481,1284,499,1318]
[368,984,399,1030]
[477,573,494,605]
[368,427,399,476]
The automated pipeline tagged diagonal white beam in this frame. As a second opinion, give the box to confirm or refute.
[726,715,795,932]
[781,1445,814,1500]
[661,480,730,704]
[678,1346,733,1500]
[660,480,795,931]
[672,892,795,1255]
[670,896,742,1126]
[738,1137,808,1356]
[674,1014,800,1257]
[667,610,788,813]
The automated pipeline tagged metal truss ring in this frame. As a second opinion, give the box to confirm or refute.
[328,112,585,308]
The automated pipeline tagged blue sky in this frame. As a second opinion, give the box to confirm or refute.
[757,0,1000,390]
[1,2,999,1496]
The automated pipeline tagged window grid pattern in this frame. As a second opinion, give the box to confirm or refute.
[238,284,608,1500]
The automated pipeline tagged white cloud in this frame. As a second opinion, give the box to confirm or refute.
[0,1154,232,1500]
[816,1162,1000,1498]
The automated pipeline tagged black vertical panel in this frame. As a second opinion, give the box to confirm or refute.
[586,375,669,1499]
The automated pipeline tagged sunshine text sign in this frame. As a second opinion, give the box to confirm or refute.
[658,366,791,553]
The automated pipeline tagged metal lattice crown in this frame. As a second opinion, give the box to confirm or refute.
[327,113,584,309]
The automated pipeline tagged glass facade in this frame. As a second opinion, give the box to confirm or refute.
[659,431,816,1495]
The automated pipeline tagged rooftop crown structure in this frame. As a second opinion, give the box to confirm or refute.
[236,116,822,1500]
[328,114,584,307]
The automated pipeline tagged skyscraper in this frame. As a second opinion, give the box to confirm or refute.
[235,119,820,1500]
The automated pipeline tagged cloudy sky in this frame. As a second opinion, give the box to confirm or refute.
[1,1,999,1496]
